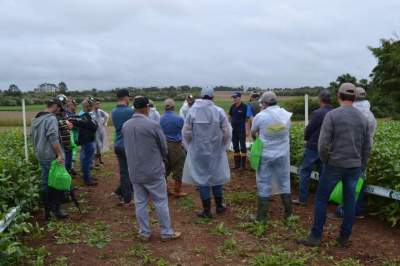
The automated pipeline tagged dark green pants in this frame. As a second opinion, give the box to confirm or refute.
[166,141,185,181]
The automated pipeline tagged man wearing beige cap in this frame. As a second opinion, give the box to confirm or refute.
[160,98,187,197]
[299,83,371,248]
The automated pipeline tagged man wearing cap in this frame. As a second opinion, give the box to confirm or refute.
[246,92,261,121]
[32,98,68,219]
[111,89,134,206]
[229,92,248,170]
[299,83,371,248]
[182,87,232,218]
[69,99,98,186]
[179,95,195,120]
[160,99,187,197]
[123,96,181,242]
[250,91,293,223]
[328,86,377,220]
[292,90,333,206]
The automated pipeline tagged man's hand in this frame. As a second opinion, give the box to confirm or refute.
[57,155,65,165]
[66,120,74,129]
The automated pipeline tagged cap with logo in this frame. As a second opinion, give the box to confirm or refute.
[231,92,242,98]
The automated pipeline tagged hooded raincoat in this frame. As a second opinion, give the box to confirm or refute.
[353,100,377,145]
[251,105,292,197]
[94,108,109,153]
[182,99,232,186]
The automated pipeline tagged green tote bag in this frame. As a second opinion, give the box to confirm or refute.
[48,160,72,191]
[250,138,263,171]
[329,177,364,205]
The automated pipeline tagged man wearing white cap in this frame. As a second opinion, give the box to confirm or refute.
[250,91,293,223]
[182,87,232,218]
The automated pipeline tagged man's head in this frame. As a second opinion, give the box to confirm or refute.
[201,87,214,100]
[187,95,195,106]
[66,99,77,112]
[148,100,155,108]
[82,99,94,113]
[355,87,367,101]
[250,92,260,102]
[338,83,356,104]
[260,91,277,108]
[117,89,131,105]
[94,98,101,109]
[318,90,331,106]
[164,98,175,111]
[133,96,150,116]
[231,92,241,105]
[46,97,62,114]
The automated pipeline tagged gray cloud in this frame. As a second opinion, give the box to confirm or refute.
[0,0,399,90]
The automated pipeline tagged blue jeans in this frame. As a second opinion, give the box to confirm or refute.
[65,150,73,173]
[199,185,223,201]
[298,148,322,203]
[80,142,95,184]
[311,164,362,238]
[115,146,133,203]
[39,160,53,192]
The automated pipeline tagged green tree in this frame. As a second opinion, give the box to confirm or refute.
[6,84,22,96]
[58,81,68,93]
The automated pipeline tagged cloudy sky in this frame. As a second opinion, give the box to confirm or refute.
[0,0,399,90]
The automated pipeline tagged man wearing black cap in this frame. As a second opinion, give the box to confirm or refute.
[292,90,333,206]
[299,83,371,248]
[32,98,68,219]
[111,89,134,206]
[123,96,181,242]
[229,92,248,170]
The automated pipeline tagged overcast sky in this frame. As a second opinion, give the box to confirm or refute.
[0,0,399,91]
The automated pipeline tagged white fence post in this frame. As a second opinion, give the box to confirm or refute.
[304,94,309,127]
[22,98,28,162]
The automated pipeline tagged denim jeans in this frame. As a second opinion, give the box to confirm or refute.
[132,178,174,237]
[311,164,362,238]
[65,150,73,173]
[115,146,133,203]
[80,142,95,184]
[298,148,322,203]
[39,160,53,192]
[199,185,223,201]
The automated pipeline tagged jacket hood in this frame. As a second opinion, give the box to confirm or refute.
[31,112,55,129]
[353,100,371,110]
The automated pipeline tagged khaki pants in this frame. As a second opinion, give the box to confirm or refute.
[166,141,185,181]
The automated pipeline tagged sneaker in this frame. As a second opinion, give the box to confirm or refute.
[292,199,307,206]
[336,235,349,248]
[327,212,343,220]
[138,234,151,242]
[161,232,182,242]
[297,234,321,247]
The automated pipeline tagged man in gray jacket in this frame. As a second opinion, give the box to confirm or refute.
[32,98,68,220]
[122,96,181,242]
[298,83,371,248]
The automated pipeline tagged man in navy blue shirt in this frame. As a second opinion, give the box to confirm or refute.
[292,90,333,206]
[111,89,134,206]
[160,99,187,197]
[229,92,248,170]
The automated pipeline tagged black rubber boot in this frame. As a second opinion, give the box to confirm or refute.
[40,191,51,221]
[297,233,321,247]
[281,193,293,219]
[336,235,350,248]
[240,156,247,170]
[215,197,227,214]
[50,189,69,219]
[197,199,213,218]
[231,155,241,169]
[251,196,268,223]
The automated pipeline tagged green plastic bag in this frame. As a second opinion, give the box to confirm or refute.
[48,160,72,191]
[329,177,364,204]
[250,138,263,171]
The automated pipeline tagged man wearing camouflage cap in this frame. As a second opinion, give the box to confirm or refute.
[299,83,371,248]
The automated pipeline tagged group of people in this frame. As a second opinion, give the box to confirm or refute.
[32,82,375,247]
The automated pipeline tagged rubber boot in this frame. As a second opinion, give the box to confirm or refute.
[281,193,293,219]
[40,191,51,221]
[174,180,187,198]
[215,197,227,214]
[98,154,104,165]
[51,189,69,219]
[250,196,269,223]
[231,155,241,169]
[240,156,247,170]
[197,199,213,218]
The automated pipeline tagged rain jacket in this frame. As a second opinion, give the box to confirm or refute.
[353,100,377,145]
[94,108,109,152]
[251,106,292,197]
[149,107,161,123]
[182,99,232,186]
[31,112,60,161]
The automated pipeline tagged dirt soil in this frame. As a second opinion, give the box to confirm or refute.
[27,151,400,266]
